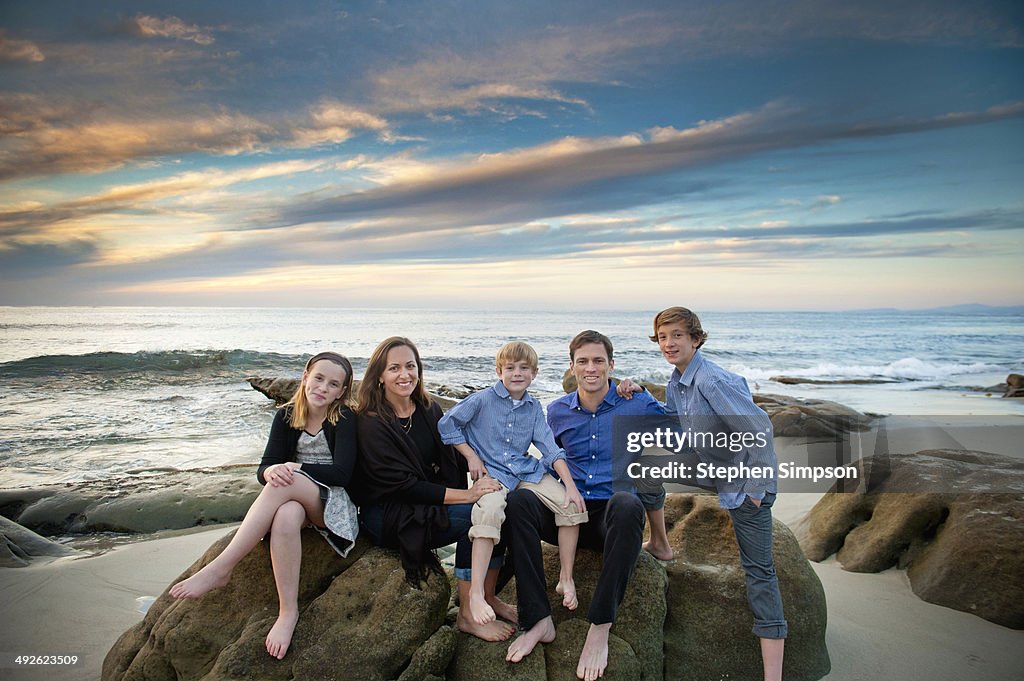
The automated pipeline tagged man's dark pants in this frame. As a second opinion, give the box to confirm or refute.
[506,488,645,630]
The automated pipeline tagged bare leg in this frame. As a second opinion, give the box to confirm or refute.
[265,501,306,660]
[170,476,323,598]
[760,638,784,681]
[456,578,515,641]
[468,538,496,625]
[506,615,556,663]
[555,524,579,610]
[642,508,673,560]
[577,622,611,681]
[484,567,517,623]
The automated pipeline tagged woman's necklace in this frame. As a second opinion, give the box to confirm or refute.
[399,414,413,433]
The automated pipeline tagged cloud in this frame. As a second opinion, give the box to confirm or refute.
[0,159,327,236]
[120,15,215,45]
[0,238,99,277]
[0,31,45,62]
[0,98,392,181]
[268,101,1024,232]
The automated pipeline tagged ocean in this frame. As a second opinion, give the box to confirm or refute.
[1,306,1021,488]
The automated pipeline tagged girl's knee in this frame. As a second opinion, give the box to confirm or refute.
[272,500,307,531]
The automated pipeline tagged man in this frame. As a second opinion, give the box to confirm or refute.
[504,330,663,681]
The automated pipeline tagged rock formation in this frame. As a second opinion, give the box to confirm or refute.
[104,494,830,681]
[798,449,1024,628]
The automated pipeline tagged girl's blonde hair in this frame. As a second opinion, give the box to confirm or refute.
[356,336,433,418]
[284,351,354,428]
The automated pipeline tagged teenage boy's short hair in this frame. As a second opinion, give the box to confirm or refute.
[568,330,614,361]
[650,307,708,349]
[496,341,539,370]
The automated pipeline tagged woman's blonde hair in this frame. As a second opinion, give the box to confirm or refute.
[285,351,354,428]
[356,337,433,418]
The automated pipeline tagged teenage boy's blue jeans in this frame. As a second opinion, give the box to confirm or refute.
[728,492,788,639]
[359,503,503,581]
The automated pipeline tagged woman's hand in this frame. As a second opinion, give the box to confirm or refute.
[468,475,502,501]
[266,461,301,487]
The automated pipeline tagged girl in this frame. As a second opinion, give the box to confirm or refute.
[352,336,516,642]
[170,351,359,660]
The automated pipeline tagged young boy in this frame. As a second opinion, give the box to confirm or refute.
[438,341,588,625]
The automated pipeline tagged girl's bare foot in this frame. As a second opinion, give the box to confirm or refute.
[577,622,611,681]
[265,611,299,660]
[556,579,578,610]
[456,610,515,641]
[169,564,231,599]
[506,616,555,663]
[643,540,674,561]
[487,595,518,624]
[469,591,496,625]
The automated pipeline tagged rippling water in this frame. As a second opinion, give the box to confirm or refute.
[1,306,1021,487]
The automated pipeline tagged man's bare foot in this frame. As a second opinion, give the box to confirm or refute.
[556,579,578,610]
[265,611,298,660]
[169,564,230,598]
[577,622,611,681]
[486,595,518,624]
[457,610,515,641]
[643,540,674,561]
[506,616,556,663]
[469,590,496,625]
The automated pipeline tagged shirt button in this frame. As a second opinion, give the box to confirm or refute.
[591,435,596,439]
[591,414,595,419]
[588,475,593,479]
[591,456,595,460]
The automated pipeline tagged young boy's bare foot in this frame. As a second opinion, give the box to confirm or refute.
[643,540,674,561]
[506,616,555,663]
[556,579,578,610]
[169,564,230,598]
[457,610,514,641]
[468,591,496,625]
[577,622,611,681]
[265,611,298,660]
[486,595,518,624]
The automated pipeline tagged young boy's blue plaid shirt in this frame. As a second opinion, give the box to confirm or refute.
[437,380,565,491]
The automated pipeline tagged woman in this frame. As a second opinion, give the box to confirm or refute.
[353,336,516,642]
[170,351,359,660]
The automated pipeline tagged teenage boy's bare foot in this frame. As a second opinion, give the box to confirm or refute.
[469,591,496,625]
[643,540,674,561]
[457,610,514,641]
[265,611,298,660]
[577,622,611,681]
[556,579,578,610]
[169,564,230,598]
[487,595,518,624]
[506,616,556,663]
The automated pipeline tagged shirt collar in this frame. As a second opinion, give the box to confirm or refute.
[671,349,705,388]
[568,379,619,412]
[492,379,534,404]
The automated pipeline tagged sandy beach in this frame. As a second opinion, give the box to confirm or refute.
[2,486,1022,681]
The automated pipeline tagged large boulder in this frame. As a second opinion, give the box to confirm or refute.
[103,533,451,681]
[663,494,830,681]
[0,515,79,567]
[0,466,261,536]
[798,449,1024,629]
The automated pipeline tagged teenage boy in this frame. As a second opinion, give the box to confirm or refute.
[438,341,588,628]
[505,330,664,681]
[647,306,787,681]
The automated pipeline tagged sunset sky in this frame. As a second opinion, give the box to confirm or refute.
[1,1,1022,309]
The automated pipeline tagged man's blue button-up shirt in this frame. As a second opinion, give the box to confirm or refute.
[547,380,665,501]
[665,350,777,509]
[438,380,564,492]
